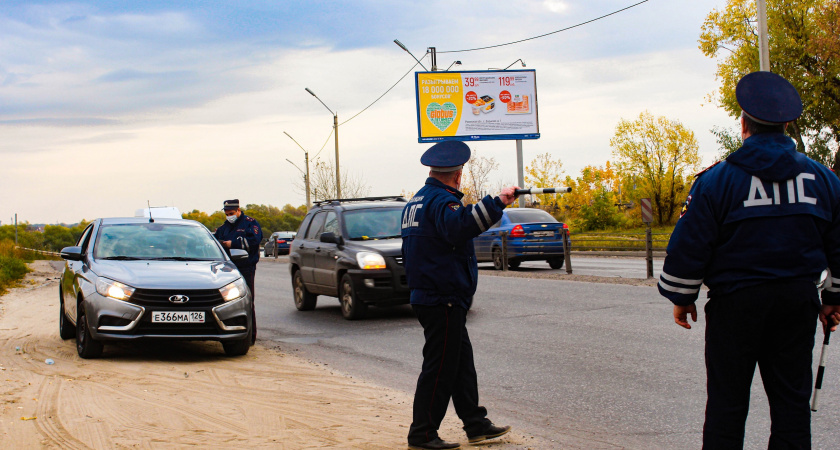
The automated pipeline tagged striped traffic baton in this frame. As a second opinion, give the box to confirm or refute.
[811,320,836,412]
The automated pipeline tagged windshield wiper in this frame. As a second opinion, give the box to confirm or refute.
[100,256,146,260]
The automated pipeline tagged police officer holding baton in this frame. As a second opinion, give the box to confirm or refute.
[401,141,518,450]
[658,72,840,447]
[214,199,263,345]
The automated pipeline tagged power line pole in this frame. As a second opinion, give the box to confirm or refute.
[757,0,770,71]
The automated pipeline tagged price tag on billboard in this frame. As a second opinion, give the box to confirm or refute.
[414,70,539,143]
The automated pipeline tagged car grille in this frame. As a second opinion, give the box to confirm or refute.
[130,288,224,307]
[132,322,222,335]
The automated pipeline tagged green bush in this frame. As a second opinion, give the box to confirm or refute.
[0,240,32,295]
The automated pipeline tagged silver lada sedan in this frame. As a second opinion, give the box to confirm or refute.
[59,217,253,358]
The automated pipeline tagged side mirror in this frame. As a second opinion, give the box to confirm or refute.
[60,246,83,261]
[229,249,249,262]
[320,232,343,246]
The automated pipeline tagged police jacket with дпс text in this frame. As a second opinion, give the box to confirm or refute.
[401,177,506,310]
[213,213,263,269]
[659,133,840,306]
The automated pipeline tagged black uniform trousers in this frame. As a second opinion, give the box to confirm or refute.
[703,280,819,449]
[408,303,491,445]
[238,265,257,344]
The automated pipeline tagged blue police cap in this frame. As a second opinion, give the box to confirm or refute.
[736,72,802,125]
[223,199,240,211]
[420,141,471,172]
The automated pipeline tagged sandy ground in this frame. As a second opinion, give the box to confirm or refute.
[0,261,542,449]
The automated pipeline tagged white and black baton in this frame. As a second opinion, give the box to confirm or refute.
[514,187,572,196]
[811,321,836,412]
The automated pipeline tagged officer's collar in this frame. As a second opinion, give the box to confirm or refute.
[425,177,465,199]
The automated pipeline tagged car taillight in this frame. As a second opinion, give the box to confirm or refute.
[277,240,285,243]
[562,223,570,234]
[510,224,525,238]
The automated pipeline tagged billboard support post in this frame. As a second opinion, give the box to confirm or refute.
[516,139,524,207]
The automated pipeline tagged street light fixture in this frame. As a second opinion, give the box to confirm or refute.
[445,60,462,71]
[489,59,527,71]
[284,131,311,210]
[304,87,341,199]
[394,39,430,71]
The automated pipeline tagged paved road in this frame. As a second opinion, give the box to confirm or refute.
[484,255,665,279]
[254,259,838,449]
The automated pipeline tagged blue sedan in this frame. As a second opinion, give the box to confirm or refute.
[473,208,567,270]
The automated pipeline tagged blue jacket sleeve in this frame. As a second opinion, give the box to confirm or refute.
[434,195,505,246]
[821,177,840,306]
[658,178,718,306]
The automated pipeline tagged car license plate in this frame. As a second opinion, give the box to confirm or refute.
[152,311,205,323]
[532,231,554,237]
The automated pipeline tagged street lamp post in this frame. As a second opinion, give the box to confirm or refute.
[283,131,311,210]
[305,88,341,199]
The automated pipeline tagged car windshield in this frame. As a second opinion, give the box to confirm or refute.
[344,208,404,240]
[275,232,295,239]
[94,223,226,260]
[506,209,558,223]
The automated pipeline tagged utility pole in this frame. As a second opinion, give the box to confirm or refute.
[14,214,18,245]
[757,0,770,71]
[516,140,525,207]
[334,113,340,199]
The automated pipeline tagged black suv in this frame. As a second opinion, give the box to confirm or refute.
[289,196,409,320]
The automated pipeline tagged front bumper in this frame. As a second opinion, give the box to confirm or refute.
[85,291,251,341]
[346,267,410,306]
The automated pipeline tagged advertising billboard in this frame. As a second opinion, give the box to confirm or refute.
[415,69,539,143]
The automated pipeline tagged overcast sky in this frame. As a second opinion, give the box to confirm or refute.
[0,0,735,224]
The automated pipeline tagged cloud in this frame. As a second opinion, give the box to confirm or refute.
[543,0,569,14]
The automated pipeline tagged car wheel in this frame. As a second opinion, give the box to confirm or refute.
[76,303,103,359]
[508,260,521,270]
[293,270,317,311]
[340,274,367,320]
[59,295,75,340]
[222,337,250,356]
[548,257,564,270]
[492,248,504,271]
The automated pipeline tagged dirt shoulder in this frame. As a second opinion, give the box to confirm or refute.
[0,261,538,449]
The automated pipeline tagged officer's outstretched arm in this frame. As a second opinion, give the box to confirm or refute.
[230,220,263,253]
[658,179,717,306]
[436,195,505,245]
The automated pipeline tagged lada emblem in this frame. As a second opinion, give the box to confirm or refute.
[168,295,190,303]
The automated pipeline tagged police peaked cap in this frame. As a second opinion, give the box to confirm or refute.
[420,141,471,172]
[223,199,240,211]
[736,71,802,125]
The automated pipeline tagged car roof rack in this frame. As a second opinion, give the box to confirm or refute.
[313,196,407,206]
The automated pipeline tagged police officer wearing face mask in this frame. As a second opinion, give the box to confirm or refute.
[214,199,263,345]
[659,72,840,448]
[402,141,518,450]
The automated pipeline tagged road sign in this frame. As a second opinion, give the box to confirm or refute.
[641,198,653,224]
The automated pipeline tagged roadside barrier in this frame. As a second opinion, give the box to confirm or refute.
[14,246,62,257]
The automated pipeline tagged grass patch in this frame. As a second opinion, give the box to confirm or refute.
[569,225,675,252]
[0,240,35,295]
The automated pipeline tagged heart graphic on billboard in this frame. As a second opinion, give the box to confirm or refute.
[426,102,458,132]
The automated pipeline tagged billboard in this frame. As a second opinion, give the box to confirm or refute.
[415,69,539,143]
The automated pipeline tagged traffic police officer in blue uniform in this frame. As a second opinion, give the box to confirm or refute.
[214,199,263,345]
[401,141,518,450]
[659,72,840,448]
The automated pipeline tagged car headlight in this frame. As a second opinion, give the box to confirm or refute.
[95,278,135,301]
[356,252,386,270]
[219,278,248,301]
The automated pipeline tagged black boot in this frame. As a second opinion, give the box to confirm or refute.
[467,422,511,443]
[407,437,461,449]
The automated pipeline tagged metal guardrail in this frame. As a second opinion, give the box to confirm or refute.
[475,230,670,277]
[14,246,62,257]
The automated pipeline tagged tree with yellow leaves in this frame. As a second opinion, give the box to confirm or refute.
[563,162,627,230]
[524,152,565,214]
[611,111,701,225]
